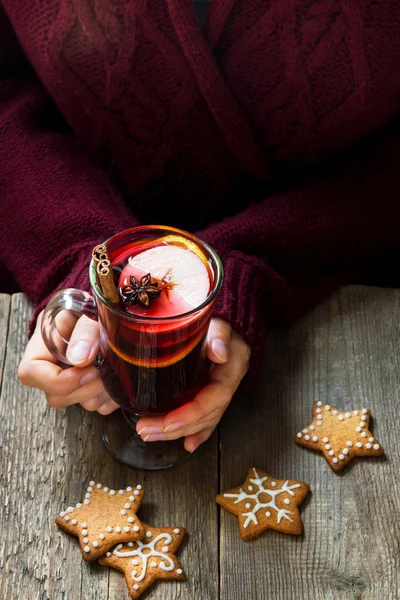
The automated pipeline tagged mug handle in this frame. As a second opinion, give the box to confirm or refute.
[41,288,98,366]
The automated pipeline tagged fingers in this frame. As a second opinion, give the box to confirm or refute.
[184,427,215,453]
[66,315,100,366]
[206,318,232,364]
[45,368,103,408]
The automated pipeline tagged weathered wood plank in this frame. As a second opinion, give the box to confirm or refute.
[219,285,400,600]
[0,294,11,387]
[0,293,219,600]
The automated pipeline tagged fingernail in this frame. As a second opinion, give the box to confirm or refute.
[69,341,91,364]
[211,338,228,362]
[80,370,100,386]
[164,421,186,433]
[143,434,165,442]
[139,426,163,435]
[189,442,200,454]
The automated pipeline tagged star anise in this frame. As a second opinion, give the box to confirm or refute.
[119,273,162,307]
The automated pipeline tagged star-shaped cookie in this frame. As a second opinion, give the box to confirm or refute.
[55,481,145,561]
[294,401,384,472]
[216,467,310,541]
[99,523,186,599]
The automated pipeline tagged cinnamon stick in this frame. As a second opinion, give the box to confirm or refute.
[92,244,108,264]
[96,258,120,304]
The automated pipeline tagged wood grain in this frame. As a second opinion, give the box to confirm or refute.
[219,285,400,600]
[0,294,11,385]
[0,294,218,600]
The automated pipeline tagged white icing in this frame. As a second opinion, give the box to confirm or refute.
[245,503,251,509]
[356,442,362,448]
[266,511,271,517]
[128,517,135,523]
[66,507,74,513]
[134,490,140,496]
[353,410,359,416]
[224,469,300,528]
[333,458,338,464]
[309,425,315,431]
[97,484,102,489]
[329,450,334,456]
[109,490,116,495]
[85,493,91,499]
[106,526,112,533]
[125,503,131,509]
[345,412,351,418]
[346,441,353,447]
[119,490,124,495]
[339,454,344,460]
[312,436,318,442]
[71,520,77,525]
[270,482,276,487]
[374,444,380,450]
[81,523,87,528]
[304,435,310,441]
[89,481,95,486]
[99,534,105,540]
[343,448,349,455]
[87,487,93,492]
[338,415,344,421]
[360,422,366,428]
[325,444,331,450]
[316,408,322,414]
[317,401,322,406]
[124,527,130,532]
[356,427,362,433]
[151,561,157,567]
[248,486,253,491]
[177,569,183,575]
[322,438,329,443]
[121,510,127,515]
[325,405,331,411]
[104,487,109,492]
[283,499,290,505]
[115,527,121,533]
[362,408,368,414]
[162,546,169,553]
[332,410,338,415]
[134,526,140,532]
[366,443,372,449]
[84,546,90,553]
[129,496,135,502]
[113,534,175,583]
[303,429,308,433]
[82,530,88,536]
[106,552,112,557]
[173,529,180,534]
[127,487,132,492]
[76,504,82,509]
[146,532,152,538]
[361,415,367,421]
[64,516,70,521]
[369,437,374,442]
[137,485,142,490]
[361,432,367,438]
[83,500,90,505]
[93,541,99,548]
[134,585,139,590]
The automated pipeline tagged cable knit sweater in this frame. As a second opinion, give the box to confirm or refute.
[1,1,400,374]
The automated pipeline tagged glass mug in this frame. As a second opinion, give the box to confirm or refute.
[41,225,223,470]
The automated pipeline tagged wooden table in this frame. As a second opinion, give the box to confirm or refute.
[1,287,399,600]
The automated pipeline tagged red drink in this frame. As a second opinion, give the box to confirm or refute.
[96,228,222,416]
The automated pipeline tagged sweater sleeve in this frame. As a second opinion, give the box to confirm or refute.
[198,119,400,376]
[0,9,138,335]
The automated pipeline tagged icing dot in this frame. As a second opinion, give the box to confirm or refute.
[134,490,140,496]
[71,520,77,525]
[119,490,124,495]
[93,541,99,548]
[356,442,362,448]
[304,435,310,441]
[283,498,290,505]
[248,486,253,491]
[325,444,331,450]
[124,527,130,533]
[82,530,88,536]
[83,500,90,505]
[129,496,135,502]
[333,458,338,464]
[353,410,359,416]
[302,429,308,433]
[329,450,334,456]
[64,516,70,521]
[356,427,362,432]
[174,529,180,534]
[312,436,318,442]
[360,422,366,428]
[124,503,131,509]
[121,510,126,515]
[338,415,344,421]
[66,507,74,513]
[84,546,90,553]
[106,526,112,533]
[266,511,271,517]
[137,485,142,490]
[76,504,82,509]
[134,526,140,532]
[317,422,322,426]
[109,490,116,495]
[115,527,121,533]
[89,481,95,486]
[332,410,338,415]
[361,415,367,421]
[81,523,87,528]
[85,493,91,499]
[339,454,344,460]
[151,561,157,567]
[128,543,135,549]
[245,503,251,509]
[128,517,135,523]
[369,437,374,442]
[345,412,351,418]
[317,414,323,419]
[177,569,183,575]
[271,482,277,487]
[362,408,368,414]
[309,425,315,430]
[162,546,169,553]
[346,441,353,447]
[317,401,322,406]
[87,487,93,492]
[316,408,322,414]
[374,444,380,450]
[323,437,329,443]
[126,487,132,492]
[146,532,152,538]
[96,483,102,489]
[366,443,372,449]
[343,448,349,455]
[134,585,139,591]
[325,405,331,411]
[106,552,112,557]
[103,487,109,492]
[361,432,367,438]
[59,512,65,517]
[99,534,105,540]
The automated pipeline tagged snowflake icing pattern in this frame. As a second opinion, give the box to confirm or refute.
[224,468,301,528]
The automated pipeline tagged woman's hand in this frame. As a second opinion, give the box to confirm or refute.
[17,310,119,415]
[136,318,251,453]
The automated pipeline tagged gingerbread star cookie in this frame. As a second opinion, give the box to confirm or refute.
[216,467,310,541]
[55,481,145,561]
[99,524,186,599]
[294,401,384,472]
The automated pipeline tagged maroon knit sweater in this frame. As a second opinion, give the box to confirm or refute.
[1,1,400,373]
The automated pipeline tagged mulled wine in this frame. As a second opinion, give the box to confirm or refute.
[97,229,220,416]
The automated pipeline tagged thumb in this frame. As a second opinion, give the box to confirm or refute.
[66,315,100,367]
[206,318,232,364]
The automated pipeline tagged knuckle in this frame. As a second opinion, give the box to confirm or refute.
[17,362,31,385]
[46,394,66,409]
